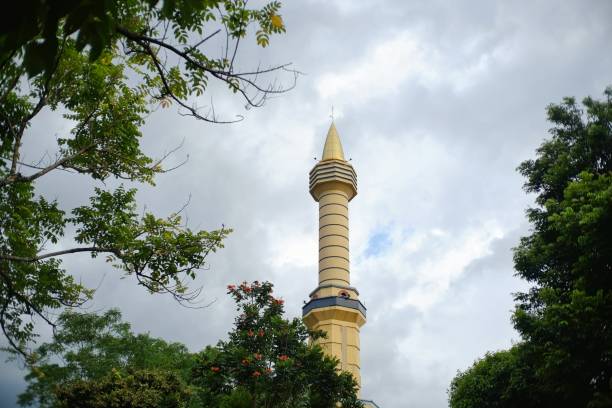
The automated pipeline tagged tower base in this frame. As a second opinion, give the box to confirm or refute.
[302,298,366,388]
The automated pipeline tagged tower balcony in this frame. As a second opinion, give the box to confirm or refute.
[309,159,358,201]
[302,295,367,328]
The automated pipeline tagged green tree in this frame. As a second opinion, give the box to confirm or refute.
[449,87,612,407]
[0,0,294,357]
[448,345,537,408]
[190,281,363,408]
[18,309,194,407]
[20,283,362,408]
[54,369,191,408]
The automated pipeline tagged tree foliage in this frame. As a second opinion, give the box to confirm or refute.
[0,0,294,357]
[449,345,538,408]
[19,282,362,408]
[18,308,193,407]
[449,87,612,407]
[53,369,191,408]
[191,281,362,408]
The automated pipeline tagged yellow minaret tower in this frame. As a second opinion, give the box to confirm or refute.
[303,122,366,389]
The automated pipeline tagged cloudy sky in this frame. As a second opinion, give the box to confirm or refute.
[2,1,612,407]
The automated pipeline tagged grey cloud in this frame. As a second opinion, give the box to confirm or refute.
[2,1,612,407]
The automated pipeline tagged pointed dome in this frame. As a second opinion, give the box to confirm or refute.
[321,122,345,161]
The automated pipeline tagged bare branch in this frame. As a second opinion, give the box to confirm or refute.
[0,143,94,187]
[157,156,189,174]
[148,138,189,173]
[0,268,61,358]
[1,105,100,186]
[137,39,242,123]
[0,247,119,263]
[15,160,77,174]
[116,25,298,108]
[0,303,29,359]
[173,193,192,216]
[9,94,47,176]
[187,29,222,53]
[6,38,68,181]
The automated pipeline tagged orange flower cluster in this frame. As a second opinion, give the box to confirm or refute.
[278,354,289,361]
[210,366,221,373]
[239,282,252,293]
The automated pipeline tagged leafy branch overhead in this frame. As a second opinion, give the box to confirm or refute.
[69,187,230,300]
[0,0,294,358]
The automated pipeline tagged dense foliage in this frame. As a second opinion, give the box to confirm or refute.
[18,309,193,407]
[449,87,612,407]
[54,369,191,408]
[0,0,293,357]
[20,282,362,408]
[191,281,362,408]
[448,346,535,408]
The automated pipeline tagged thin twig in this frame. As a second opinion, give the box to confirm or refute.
[187,29,222,53]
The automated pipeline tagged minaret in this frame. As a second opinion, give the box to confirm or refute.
[303,122,366,389]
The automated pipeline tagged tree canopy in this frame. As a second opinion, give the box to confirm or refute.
[449,87,612,407]
[19,282,362,408]
[448,346,535,408]
[0,0,295,358]
[18,308,194,407]
[191,281,362,407]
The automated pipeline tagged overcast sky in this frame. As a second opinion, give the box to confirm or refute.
[2,1,612,407]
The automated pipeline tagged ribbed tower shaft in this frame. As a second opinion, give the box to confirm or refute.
[318,187,350,286]
[303,123,366,393]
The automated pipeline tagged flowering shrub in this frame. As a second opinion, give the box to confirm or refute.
[191,281,362,407]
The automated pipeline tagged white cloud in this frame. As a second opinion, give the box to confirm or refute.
[356,220,504,312]
[396,222,504,310]
[315,28,514,106]
[316,31,439,103]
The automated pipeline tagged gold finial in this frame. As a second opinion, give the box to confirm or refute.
[321,122,345,161]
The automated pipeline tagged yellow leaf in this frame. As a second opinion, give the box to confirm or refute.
[271,14,283,29]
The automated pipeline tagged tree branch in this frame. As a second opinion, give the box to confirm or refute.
[0,247,119,263]
[6,36,70,182]
[0,105,99,186]
[0,73,21,106]
[116,26,297,107]
[9,94,47,177]
[187,29,221,53]
[0,143,95,187]
[137,40,242,123]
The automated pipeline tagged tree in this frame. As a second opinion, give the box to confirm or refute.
[54,369,191,408]
[511,86,612,406]
[448,345,537,408]
[0,0,296,357]
[19,282,362,408]
[449,87,612,407]
[18,309,194,407]
[190,281,362,408]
